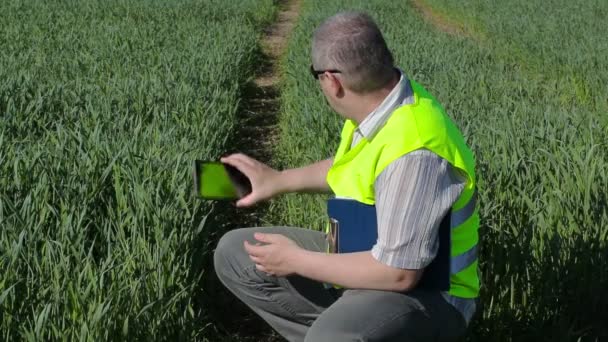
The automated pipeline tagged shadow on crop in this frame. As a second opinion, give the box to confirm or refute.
[465,184,608,342]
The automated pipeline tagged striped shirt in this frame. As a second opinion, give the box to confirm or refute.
[351,69,477,324]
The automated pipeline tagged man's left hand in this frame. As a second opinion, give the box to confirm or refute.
[244,233,302,277]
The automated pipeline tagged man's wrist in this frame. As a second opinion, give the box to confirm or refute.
[275,169,293,194]
[289,248,312,276]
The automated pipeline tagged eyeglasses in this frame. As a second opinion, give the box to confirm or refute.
[310,64,341,80]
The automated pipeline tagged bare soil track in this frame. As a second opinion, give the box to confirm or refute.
[208,1,301,341]
[410,0,474,39]
[238,0,301,166]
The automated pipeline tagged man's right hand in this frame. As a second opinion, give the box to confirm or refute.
[221,153,284,207]
[221,154,334,207]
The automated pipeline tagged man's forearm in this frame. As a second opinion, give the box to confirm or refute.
[291,249,421,292]
[278,158,333,194]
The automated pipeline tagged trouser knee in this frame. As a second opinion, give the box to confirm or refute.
[305,325,365,342]
[213,228,253,284]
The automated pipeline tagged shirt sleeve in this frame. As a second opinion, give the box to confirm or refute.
[371,149,466,269]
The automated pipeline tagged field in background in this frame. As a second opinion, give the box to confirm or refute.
[0,0,274,340]
[271,0,607,340]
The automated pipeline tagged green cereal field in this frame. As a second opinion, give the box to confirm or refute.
[1,0,606,340]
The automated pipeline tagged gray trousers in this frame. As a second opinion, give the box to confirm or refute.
[213,226,466,342]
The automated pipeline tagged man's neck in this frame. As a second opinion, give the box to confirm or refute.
[348,74,400,125]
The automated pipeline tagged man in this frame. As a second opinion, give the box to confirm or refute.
[214,11,479,342]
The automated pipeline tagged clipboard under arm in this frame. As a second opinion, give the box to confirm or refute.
[325,197,451,291]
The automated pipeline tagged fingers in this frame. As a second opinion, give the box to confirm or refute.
[243,240,256,255]
[236,194,257,208]
[221,156,254,178]
[229,153,258,168]
[221,154,261,202]
[249,254,261,263]
[253,232,267,242]
[255,263,272,275]
[244,240,265,257]
[253,232,281,244]
[255,233,294,246]
[222,153,281,208]
[221,153,258,171]
[244,242,273,275]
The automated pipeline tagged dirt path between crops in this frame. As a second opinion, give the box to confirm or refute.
[410,0,475,39]
[236,0,302,166]
[213,1,302,341]
[254,0,301,89]
[225,0,301,232]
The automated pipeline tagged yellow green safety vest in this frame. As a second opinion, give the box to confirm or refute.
[326,80,480,298]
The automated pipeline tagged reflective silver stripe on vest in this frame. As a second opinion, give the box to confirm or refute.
[451,189,477,229]
[450,244,478,275]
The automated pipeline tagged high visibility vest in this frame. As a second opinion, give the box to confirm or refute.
[326,80,480,298]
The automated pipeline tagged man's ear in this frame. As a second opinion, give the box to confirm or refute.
[325,72,345,98]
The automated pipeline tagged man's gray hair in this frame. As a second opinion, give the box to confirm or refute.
[312,12,395,93]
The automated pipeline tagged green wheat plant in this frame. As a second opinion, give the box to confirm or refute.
[0,0,274,340]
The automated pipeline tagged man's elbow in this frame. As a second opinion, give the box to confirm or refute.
[391,269,423,292]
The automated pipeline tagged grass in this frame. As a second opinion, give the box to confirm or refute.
[1,0,606,340]
[0,0,275,340]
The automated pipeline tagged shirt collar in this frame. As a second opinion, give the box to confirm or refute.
[356,69,412,140]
